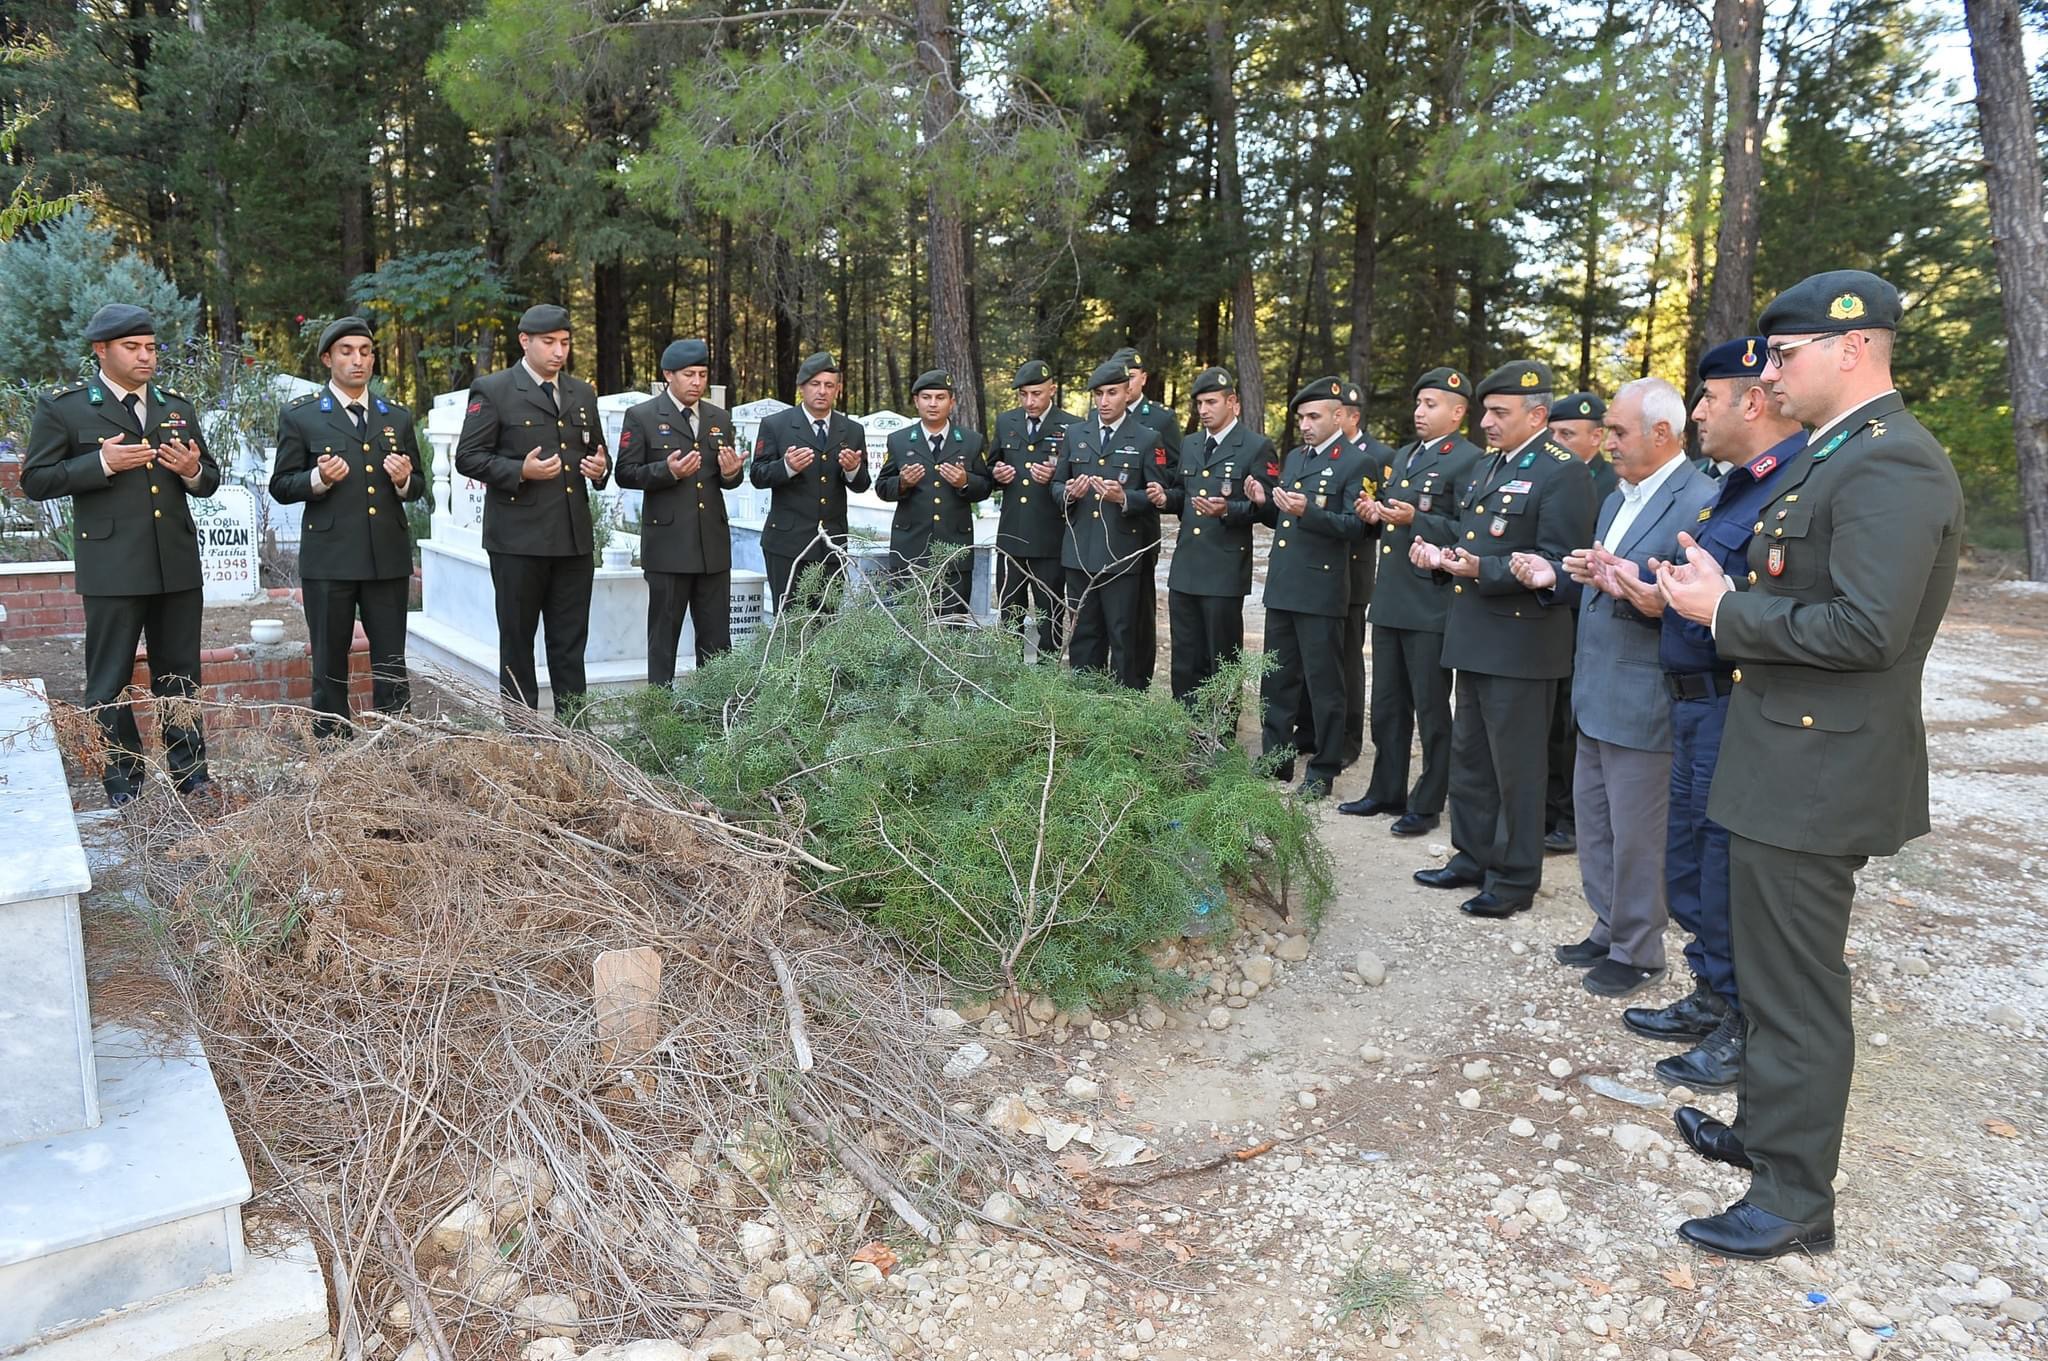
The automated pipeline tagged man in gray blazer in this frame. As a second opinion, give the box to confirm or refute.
[1513,377,1715,997]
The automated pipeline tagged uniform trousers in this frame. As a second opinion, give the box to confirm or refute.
[1446,672,1556,899]
[489,551,593,715]
[82,588,207,796]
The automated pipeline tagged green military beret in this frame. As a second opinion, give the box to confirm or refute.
[1012,359,1051,388]
[1109,346,1146,372]
[912,368,954,395]
[1087,359,1131,391]
[1292,376,1347,410]
[1340,381,1364,409]
[1191,366,1236,397]
[1757,269,1901,335]
[84,303,155,343]
[660,338,710,371]
[517,303,572,336]
[795,351,839,385]
[1412,366,1470,399]
[1549,392,1605,423]
[318,315,374,356]
[1475,360,1555,400]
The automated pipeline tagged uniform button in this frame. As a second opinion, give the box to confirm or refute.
[698,502,706,510]
[1020,495,1029,504]
[566,486,573,494]
[150,485,158,494]
[1276,538,1287,548]
[1401,479,1411,488]
[365,464,374,472]
[1453,584,1463,594]
[1092,511,1101,519]
[1731,669,1742,683]
[1281,519,1292,528]
[368,485,377,495]
[1801,714,1814,727]
[1466,531,1476,540]
[1748,571,1758,584]
[1773,527,1783,537]
[1381,544,1390,554]
[1753,521,1764,532]
[146,460,156,470]
[1192,527,1202,535]
[153,508,162,518]
[363,444,371,454]
[932,513,940,521]
[819,497,827,504]
[368,506,377,516]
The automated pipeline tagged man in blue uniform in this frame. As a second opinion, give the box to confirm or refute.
[1590,337,1801,1089]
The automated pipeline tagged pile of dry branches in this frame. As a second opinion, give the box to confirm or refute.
[127,702,1060,1355]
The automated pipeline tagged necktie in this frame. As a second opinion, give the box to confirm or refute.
[122,392,142,430]
[347,402,367,439]
[930,430,946,459]
[540,380,557,411]
[678,405,695,441]
[1204,434,1219,459]
[1027,416,1040,442]
[1101,424,1113,445]
[814,419,828,446]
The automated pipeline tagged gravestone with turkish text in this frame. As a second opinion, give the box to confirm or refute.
[195,484,263,603]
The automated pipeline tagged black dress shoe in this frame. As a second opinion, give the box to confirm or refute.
[1623,977,1729,1041]
[1678,1199,1833,1260]
[1674,1104,1752,1169]
[1543,828,1577,853]
[1414,865,1481,890]
[1583,958,1666,997]
[1337,796,1400,817]
[1553,937,1608,968]
[1295,778,1329,801]
[1459,891,1531,918]
[1655,1013,1744,1091]
[108,788,138,809]
[1389,812,1438,836]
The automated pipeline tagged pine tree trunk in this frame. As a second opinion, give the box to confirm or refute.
[915,0,978,431]
[1964,0,2048,577]
[1701,0,1764,355]
[1207,5,1265,432]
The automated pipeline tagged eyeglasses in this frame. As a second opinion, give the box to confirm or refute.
[1764,334,1836,367]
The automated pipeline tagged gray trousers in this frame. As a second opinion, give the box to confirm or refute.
[1576,733,1672,968]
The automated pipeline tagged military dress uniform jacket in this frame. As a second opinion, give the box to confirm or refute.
[615,396,741,575]
[1437,434,1597,679]
[22,381,222,596]
[1130,397,1183,547]
[453,366,610,558]
[1253,441,1372,618]
[1368,433,1486,632]
[1706,392,1963,858]
[1163,424,1267,598]
[1345,434,1392,608]
[749,407,872,556]
[1052,419,1168,577]
[270,390,426,581]
[991,406,1073,559]
[878,423,990,559]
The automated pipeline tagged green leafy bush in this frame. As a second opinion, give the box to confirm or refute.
[597,568,1330,1007]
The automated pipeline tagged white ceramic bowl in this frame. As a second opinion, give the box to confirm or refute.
[250,618,286,644]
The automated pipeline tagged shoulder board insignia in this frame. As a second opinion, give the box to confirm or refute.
[53,383,84,397]
[1749,454,1777,478]
[1552,449,1571,461]
[1518,450,1537,468]
[953,428,961,441]
[1697,507,1714,522]
[1868,419,1887,438]
[375,397,391,415]
[159,386,184,400]
[87,385,104,405]
[319,393,334,411]
[290,392,316,407]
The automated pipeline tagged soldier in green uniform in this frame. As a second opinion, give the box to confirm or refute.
[1249,378,1372,799]
[1411,360,1596,916]
[879,369,991,616]
[990,360,1073,656]
[1332,382,1389,766]
[1657,271,1962,1260]
[1162,366,1268,707]
[1541,390,1611,852]
[269,316,426,738]
[615,338,743,684]
[1111,347,1181,687]
[454,303,611,715]
[1054,360,1167,689]
[22,304,221,805]
[1338,367,1485,835]
[749,352,872,608]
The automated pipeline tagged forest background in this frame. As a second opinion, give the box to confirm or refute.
[2,0,2045,563]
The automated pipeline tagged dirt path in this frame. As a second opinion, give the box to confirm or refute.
[940,573,2047,1361]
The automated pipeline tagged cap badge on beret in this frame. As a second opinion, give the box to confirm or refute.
[1742,339,1759,367]
[1447,374,1461,388]
[1829,293,1866,321]
[1329,381,1341,396]
[1519,370,1540,388]
[1578,400,1591,414]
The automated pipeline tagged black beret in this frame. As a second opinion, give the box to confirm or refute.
[795,351,839,385]
[517,304,572,335]
[1109,346,1146,371]
[1412,367,1470,399]
[1012,359,1051,388]
[1696,336,1768,383]
[1340,381,1364,409]
[84,303,155,343]
[660,338,710,371]
[1475,360,1555,400]
[1548,392,1605,423]
[1292,376,1347,410]
[318,316,374,356]
[911,368,954,395]
[1757,270,1901,335]
[1190,366,1236,397]
[1087,359,1131,391]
